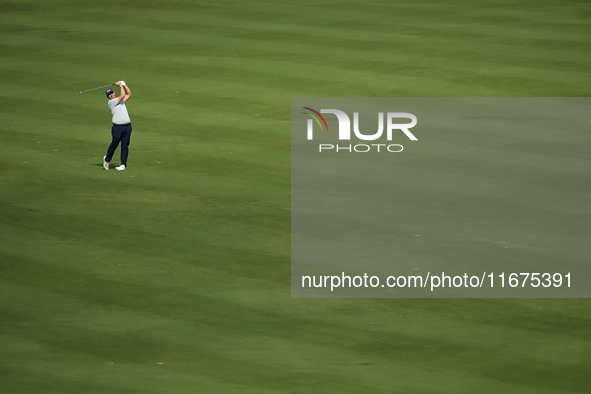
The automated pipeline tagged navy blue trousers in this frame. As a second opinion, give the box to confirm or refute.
[105,123,132,166]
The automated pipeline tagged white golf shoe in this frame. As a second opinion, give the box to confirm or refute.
[116,164,126,171]
[103,156,109,170]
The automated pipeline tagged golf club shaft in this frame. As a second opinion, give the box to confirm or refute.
[79,83,116,96]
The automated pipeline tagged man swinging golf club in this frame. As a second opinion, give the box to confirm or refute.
[103,81,132,171]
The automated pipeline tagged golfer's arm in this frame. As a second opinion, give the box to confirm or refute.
[123,85,132,101]
[117,85,126,103]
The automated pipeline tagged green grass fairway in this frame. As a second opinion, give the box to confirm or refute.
[1,0,590,393]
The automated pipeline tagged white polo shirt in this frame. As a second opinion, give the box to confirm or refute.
[108,98,131,125]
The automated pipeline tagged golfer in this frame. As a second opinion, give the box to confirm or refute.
[103,81,132,171]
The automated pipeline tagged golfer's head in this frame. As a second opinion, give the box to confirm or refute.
[106,88,115,99]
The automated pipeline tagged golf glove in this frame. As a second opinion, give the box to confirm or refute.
[120,81,126,87]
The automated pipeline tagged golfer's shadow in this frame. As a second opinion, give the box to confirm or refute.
[94,163,121,168]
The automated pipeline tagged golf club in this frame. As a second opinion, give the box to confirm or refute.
[79,83,117,97]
